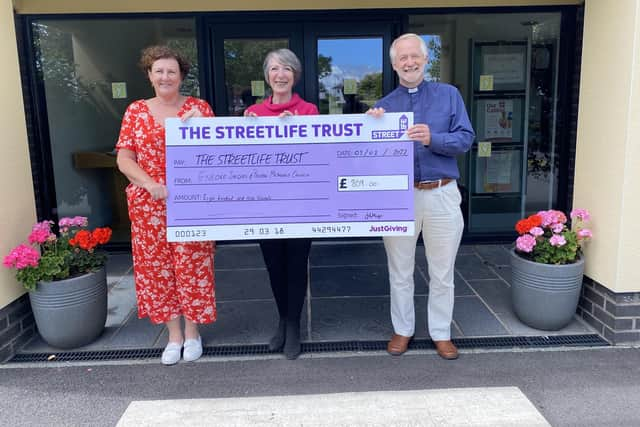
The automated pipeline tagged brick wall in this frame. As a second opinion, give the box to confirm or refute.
[0,295,35,362]
[579,277,640,344]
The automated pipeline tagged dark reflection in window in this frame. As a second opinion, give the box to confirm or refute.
[33,18,199,243]
[223,39,288,116]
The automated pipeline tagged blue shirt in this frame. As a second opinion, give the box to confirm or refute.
[375,80,475,182]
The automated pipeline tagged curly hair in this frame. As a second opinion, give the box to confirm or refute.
[138,45,190,78]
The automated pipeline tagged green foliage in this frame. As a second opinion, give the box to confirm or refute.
[317,54,332,79]
[357,72,382,106]
[224,39,288,89]
[427,38,441,81]
[4,219,111,292]
[167,38,200,97]
[514,210,592,265]
[529,230,579,265]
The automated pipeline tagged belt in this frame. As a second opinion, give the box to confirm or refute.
[414,178,454,190]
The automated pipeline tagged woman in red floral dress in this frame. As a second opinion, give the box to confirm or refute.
[116,46,215,365]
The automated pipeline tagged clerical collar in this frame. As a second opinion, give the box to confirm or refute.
[403,81,426,93]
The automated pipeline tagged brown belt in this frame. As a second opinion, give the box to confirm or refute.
[414,178,455,190]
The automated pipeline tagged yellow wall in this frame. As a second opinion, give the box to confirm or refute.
[0,1,37,308]
[14,0,580,14]
[575,0,640,292]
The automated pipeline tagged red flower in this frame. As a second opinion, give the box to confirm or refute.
[92,227,112,245]
[515,214,542,235]
[70,230,97,250]
[528,214,542,227]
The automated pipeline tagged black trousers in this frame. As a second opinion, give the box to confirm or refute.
[259,238,312,322]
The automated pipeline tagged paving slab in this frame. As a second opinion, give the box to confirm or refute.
[116,387,551,427]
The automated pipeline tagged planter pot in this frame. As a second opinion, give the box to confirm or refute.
[510,249,584,331]
[29,267,107,349]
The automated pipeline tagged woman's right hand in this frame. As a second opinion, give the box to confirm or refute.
[244,109,257,117]
[143,181,168,200]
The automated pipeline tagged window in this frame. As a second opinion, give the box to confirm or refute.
[33,18,199,243]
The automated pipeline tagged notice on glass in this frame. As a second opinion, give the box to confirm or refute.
[483,53,525,85]
[486,151,513,185]
[484,99,513,140]
[165,113,415,242]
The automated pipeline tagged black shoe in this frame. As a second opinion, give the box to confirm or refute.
[283,321,301,360]
[268,318,286,351]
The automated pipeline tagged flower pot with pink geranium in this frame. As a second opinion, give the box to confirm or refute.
[510,209,593,330]
[3,217,112,348]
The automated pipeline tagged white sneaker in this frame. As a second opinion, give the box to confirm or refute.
[161,341,182,365]
[183,336,203,362]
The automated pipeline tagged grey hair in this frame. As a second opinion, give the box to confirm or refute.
[389,33,428,63]
[263,48,302,85]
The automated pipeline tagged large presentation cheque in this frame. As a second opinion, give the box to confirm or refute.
[165,113,414,242]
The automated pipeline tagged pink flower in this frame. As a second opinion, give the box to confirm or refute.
[516,234,537,252]
[538,210,567,227]
[549,234,567,247]
[28,221,54,244]
[554,211,567,224]
[59,216,88,234]
[3,244,40,269]
[59,216,88,228]
[577,228,592,239]
[551,223,565,233]
[537,210,553,227]
[570,209,591,222]
[529,226,544,237]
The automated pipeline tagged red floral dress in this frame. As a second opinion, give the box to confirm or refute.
[116,97,216,324]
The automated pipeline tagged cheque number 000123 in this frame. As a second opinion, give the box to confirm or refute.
[174,229,207,238]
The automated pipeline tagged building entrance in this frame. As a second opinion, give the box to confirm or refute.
[24,11,569,247]
[207,19,397,118]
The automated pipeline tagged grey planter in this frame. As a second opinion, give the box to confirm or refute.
[29,267,107,349]
[510,249,584,331]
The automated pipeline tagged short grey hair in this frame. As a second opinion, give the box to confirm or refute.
[389,33,428,63]
[263,48,302,85]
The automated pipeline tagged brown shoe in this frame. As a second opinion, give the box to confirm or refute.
[387,333,412,356]
[434,340,459,360]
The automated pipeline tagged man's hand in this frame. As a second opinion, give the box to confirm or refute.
[366,107,385,117]
[407,124,431,146]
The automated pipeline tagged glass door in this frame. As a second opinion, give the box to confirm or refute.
[303,22,396,114]
[468,40,530,234]
[210,23,304,117]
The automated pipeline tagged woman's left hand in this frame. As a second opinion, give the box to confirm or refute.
[407,124,431,146]
[181,108,202,122]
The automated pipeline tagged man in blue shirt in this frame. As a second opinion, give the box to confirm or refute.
[369,33,475,360]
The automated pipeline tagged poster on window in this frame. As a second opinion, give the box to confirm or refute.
[484,99,513,140]
[483,53,525,85]
[475,148,522,194]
